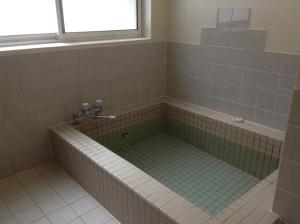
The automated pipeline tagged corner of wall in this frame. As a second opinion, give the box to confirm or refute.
[296,69,300,90]
[142,0,168,42]
[142,0,152,39]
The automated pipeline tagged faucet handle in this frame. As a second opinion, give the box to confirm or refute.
[81,103,90,111]
[94,100,103,107]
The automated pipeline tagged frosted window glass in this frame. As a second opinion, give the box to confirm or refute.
[62,0,137,33]
[0,0,58,36]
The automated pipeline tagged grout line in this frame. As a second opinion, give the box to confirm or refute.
[276,187,300,200]
[281,156,300,166]
[33,164,117,224]
[10,173,47,224]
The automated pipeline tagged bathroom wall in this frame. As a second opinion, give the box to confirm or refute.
[151,0,168,41]
[0,0,168,179]
[0,42,166,179]
[167,0,300,54]
[166,5,300,131]
[273,74,300,223]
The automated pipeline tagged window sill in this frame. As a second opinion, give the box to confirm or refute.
[0,37,152,56]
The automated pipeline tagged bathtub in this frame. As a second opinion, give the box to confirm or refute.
[49,97,283,224]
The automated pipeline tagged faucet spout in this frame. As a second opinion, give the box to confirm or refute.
[93,115,117,120]
[72,100,114,125]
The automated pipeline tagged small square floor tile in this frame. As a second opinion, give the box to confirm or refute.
[0,205,11,220]
[31,217,51,224]
[14,205,44,224]
[58,186,88,204]
[105,219,120,224]
[70,196,99,216]
[68,218,85,224]
[81,207,113,224]
[17,170,48,192]
[47,206,78,224]
[38,196,66,215]
[0,178,26,200]
[0,216,17,224]
[51,178,79,194]
[30,186,58,204]
[6,194,36,214]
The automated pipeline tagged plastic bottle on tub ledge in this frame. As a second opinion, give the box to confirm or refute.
[233,117,244,123]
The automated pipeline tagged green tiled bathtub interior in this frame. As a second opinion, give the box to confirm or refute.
[95,116,280,215]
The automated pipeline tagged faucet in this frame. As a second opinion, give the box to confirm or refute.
[72,100,116,125]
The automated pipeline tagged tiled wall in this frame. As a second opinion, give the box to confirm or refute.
[166,8,300,131]
[77,102,282,180]
[273,74,300,223]
[0,42,166,179]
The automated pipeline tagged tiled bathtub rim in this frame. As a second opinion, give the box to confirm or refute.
[50,125,212,224]
[164,97,285,142]
[50,96,284,142]
[49,105,281,223]
[111,97,284,142]
[79,101,281,179]
[50,124,279,223]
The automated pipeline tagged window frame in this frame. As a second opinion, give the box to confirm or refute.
[0,0,142,47]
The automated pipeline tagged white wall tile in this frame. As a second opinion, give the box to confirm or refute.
[17,54,40,75]
[257,91,276,111]
[232,8,251,29]
[1,76,22,99]
[0,43,166,178]
[217,8,233,28]
[78,49,96,68]
[275,95,292,115]
[38,52,61,72]
[61,69,80,88]
[254,109,273,127]
[280,55,300,76]
[0,56,18,76]
[60,51,79,69]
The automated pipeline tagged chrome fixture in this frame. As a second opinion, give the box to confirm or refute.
[93,115,117,119]
[72,100,116,125]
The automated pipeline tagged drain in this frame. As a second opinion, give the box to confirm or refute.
[120,132,130,151]
[122,132,129,138]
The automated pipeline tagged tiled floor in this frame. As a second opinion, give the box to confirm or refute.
[118,133,260,215]
[0,162,119,224]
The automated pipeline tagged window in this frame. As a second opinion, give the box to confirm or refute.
[0,0,141,45]
[62,0,138,33]
[0,0,58,36]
